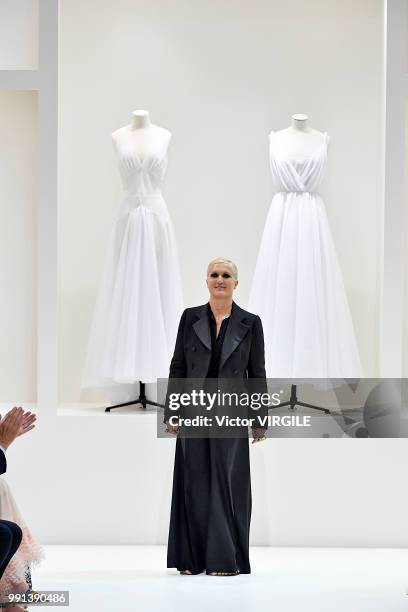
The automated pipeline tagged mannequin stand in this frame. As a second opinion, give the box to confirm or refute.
[105,382,164,412]
[279,384,331,414]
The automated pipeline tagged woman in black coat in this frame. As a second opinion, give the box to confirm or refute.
[165,258,268,577]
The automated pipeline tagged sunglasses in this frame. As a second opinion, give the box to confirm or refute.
[209,272,233,279]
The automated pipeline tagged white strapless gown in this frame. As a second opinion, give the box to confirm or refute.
[248,132,362,378]
[82,146,183,391]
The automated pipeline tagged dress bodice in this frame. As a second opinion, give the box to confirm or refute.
[269,131,328,194]
[117,148,168,196]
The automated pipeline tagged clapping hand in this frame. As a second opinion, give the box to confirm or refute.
[0,406,37,449]
[16,410,37,437]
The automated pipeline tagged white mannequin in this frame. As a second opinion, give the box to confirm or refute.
[82,108,184,396]
[271,113,330,159]
[111,109,171,162]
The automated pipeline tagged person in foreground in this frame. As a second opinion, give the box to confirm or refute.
[165,257,268,577]
[0,407,38,611]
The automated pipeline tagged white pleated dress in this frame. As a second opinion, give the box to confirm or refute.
[82,139,183,391]
[248,132,362,379]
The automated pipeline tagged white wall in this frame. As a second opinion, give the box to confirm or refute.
[59,0,382,403]
[403,101,408,377]
[0,91,37,401]
[8,415,408,547]
[5,0,408,550]
[0,0,38,70]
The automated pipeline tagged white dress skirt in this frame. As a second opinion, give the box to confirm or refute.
[248,132,362,379]
[82,145,183,397]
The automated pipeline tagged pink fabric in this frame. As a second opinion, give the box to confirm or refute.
[0,477,44,595]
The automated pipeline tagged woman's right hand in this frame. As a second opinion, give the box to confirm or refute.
[165,422,179,436]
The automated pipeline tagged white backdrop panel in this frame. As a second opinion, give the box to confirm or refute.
[60,0,382,403]
[404,101,408,377]
[0,0,38,70]
[21,0,400,547]
[0,91,37,401]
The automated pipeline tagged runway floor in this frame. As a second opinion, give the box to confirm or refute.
[32,545,408,611]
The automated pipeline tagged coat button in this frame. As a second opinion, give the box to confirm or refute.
[191,363,195,370]
[233,369,238,375]
[192,346,196,352]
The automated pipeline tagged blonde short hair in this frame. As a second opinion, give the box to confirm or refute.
[207,257,238,280]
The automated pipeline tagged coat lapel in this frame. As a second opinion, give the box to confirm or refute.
[219,303,250,371]
[192,305,211,351]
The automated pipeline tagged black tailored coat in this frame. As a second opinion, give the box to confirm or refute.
[0,450,6,475]
[164,302,268,428]
[166,301,268,575]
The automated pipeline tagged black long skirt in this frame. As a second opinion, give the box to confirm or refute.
[167,435,252,575]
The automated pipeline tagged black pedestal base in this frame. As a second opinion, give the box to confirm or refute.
[279,384,331,415]
[105,382,164,412]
